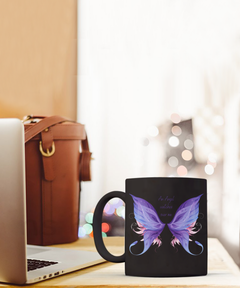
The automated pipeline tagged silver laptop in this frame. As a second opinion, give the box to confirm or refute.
[0,118,104,285]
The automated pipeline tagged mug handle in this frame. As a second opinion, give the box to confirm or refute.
[93,191,126,263]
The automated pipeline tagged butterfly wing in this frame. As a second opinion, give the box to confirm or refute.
[167,194,204,255]
[129,194,165,256]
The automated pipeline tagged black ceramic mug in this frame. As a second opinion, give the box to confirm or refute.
[93,177,207,277]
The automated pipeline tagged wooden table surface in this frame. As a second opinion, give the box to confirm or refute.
[3,237,240,287]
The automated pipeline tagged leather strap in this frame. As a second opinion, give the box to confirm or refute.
[41,128,55,181]
[24,115,72,143]
[80,136,92,181]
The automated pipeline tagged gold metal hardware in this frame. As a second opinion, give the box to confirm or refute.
[39,141,55,157]
[45,128,49,132]
[22,115,32,123]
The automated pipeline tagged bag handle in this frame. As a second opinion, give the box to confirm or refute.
[79,135,92,181]
[24,115,74,143]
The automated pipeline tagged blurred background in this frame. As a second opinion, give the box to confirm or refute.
[78,0,240,266]
[0,0,239,266]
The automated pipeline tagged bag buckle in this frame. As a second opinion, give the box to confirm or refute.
[39,141,55,157]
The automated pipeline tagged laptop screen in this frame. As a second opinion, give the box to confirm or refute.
[0,119,27,284]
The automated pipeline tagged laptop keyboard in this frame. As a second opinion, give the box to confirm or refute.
[27,259,58,271]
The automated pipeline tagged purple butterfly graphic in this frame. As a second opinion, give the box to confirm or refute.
[129,194,204,256]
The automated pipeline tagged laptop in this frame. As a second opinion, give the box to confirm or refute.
[0,118,104,285]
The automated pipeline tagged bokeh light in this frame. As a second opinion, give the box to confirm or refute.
[168,136,179,147]
[102,232,107,238]
[177,165,188,176]
[83,223,93,235]
[147,126,159,137]
[181,150,192,161]
[207,158,217,168]
[79,198,126,239]
[104,203,115,215]
[78,227,86,238]
[171,125,182,136]
[116,206,125,219]
[109,198,123,209]
[205,164,214,175]
[170,113,181,124]
[184,139,194,150]
[102,222,110,233]
[168,156,179,167]
[85,212,93,224]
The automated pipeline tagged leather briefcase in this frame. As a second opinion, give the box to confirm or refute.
[23,115,91,245]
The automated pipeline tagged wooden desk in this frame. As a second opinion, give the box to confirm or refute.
[2,237,240,287]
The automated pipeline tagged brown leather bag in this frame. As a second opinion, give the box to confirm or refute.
[23,115,91,245]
